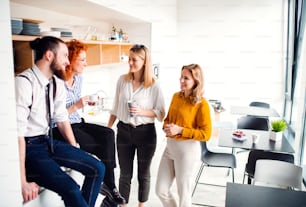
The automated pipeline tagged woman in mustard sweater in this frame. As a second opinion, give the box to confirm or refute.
[155,64,212,207]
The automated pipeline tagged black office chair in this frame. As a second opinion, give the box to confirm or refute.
[235,116,269,183]
[237,116,295,184]
[237,116,270,131]
[243,150,294,184]
[234,115,270,152]
[192,141,236,197]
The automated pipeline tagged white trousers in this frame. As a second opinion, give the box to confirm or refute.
[155,138,201,207]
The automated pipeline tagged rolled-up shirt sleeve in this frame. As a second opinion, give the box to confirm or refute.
[152,82,166,122]
[110,75,122,117]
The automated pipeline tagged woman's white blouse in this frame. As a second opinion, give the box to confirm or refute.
[110,75,165,126]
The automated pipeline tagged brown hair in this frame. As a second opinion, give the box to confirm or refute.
[30,36,65,62]
[181,64,204,104]
[124,44,156,88]
[65,39,88,81]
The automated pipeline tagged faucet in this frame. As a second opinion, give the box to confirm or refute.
[96,90,108,111]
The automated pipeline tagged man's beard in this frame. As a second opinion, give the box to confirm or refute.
[51,59,66,80]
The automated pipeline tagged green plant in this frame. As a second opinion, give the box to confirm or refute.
[271,119,287,132]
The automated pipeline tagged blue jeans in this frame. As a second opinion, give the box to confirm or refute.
[25,135,105,207]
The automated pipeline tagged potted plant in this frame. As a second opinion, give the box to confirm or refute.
[270,119,287,141]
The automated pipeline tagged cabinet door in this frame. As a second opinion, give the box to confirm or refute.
[86,43,102,65]
[13,41,34,74]
[101,44,120,64]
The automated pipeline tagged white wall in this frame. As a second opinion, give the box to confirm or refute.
[91,0,287,114]
[0,0,23,206]
[176,0,287,112]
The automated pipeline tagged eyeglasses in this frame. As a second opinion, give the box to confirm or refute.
[131,44,145,50]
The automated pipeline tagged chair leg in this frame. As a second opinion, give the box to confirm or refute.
[242,173,246,184]
[247,176,252,184]
[192,163,205,197]
[231,168,235,183]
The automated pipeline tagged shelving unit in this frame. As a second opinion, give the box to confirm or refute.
[12,35,133,74]
[9,0,148,74]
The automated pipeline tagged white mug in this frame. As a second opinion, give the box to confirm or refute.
[88,94,98,106]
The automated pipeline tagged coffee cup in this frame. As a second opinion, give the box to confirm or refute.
[127,100,137,117]
[88,94,98,106]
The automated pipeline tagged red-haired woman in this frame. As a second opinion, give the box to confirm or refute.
[52,39,125,207]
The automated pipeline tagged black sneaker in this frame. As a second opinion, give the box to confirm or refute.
[100,184,126,205]
[100,196,118,207]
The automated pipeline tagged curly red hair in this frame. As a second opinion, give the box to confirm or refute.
[65,39,87,81]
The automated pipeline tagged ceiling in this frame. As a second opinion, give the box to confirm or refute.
[10,0,145,23]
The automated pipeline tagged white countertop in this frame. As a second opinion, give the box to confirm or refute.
[81,107,111,126]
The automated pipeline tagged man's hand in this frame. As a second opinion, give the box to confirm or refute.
[22,181,40,202]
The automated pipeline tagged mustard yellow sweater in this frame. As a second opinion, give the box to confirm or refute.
[163,92,212,141]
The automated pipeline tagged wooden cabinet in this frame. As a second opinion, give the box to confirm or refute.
[13,40,34,74]
[12,35,133,74]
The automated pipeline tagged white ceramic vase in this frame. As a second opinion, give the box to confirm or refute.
[270,131,283,141]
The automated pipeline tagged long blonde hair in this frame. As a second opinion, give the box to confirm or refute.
[181,64,204,104]
[124,44,156,88]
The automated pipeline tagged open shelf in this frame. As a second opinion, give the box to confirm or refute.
[12,35,133,74]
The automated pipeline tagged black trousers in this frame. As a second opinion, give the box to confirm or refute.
[53,120,117,189]
[116,121,157,203]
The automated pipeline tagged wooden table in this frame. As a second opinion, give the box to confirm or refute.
[218,129,295,154]
[230,105,280,117]
[225,182,306,207]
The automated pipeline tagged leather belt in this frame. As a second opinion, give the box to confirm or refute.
[119,121,154,129]
[24,135,47,144]
[128,123,137,128]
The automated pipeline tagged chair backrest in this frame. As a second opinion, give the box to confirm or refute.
[237,116,269,131]
[253,159,302,190]
[248,101,270,118]
[249,101,270,108]
[200,141,209,156]
[245,150,294,177]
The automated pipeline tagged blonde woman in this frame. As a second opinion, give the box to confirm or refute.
[108,44,165,207]
[156,64,212,207]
